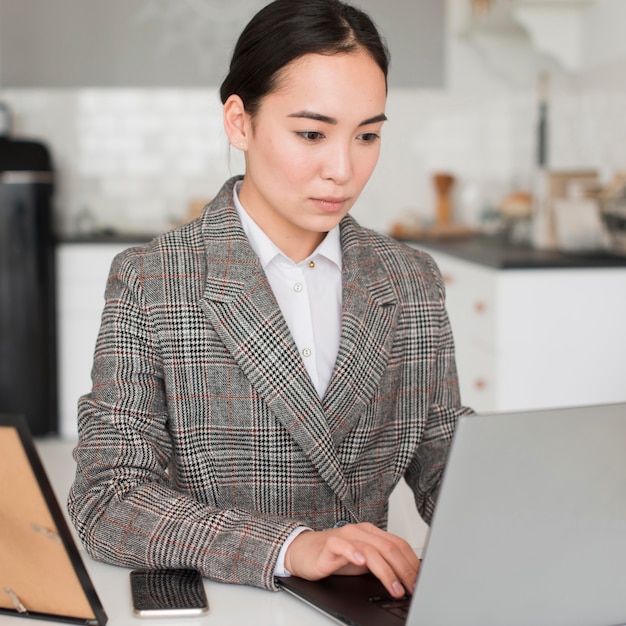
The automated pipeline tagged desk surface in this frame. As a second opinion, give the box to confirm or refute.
[0,439,425,626]
[1,556,335,626]
[0,556,332,626]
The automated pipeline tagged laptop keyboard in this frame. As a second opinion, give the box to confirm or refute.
[369,594,412,619]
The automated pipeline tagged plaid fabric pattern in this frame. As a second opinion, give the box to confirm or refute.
[68,176,473,591]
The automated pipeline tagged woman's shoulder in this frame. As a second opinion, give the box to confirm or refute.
[341,217,446,305]
[110,217,207,278]
[344,216,440,273]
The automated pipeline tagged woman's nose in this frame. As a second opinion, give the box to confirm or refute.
[321,142,352,184]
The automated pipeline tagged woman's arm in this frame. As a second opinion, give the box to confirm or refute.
[404,255,474,523]
[67,250,303,591]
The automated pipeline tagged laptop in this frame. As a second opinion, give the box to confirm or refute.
[278,403,626,626]
[0,414,108,625]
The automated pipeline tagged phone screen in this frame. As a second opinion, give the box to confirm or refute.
[130,568,209,617]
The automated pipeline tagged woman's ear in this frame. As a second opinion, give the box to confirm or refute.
[223,94,249,150]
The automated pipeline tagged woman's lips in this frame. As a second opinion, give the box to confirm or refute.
[312,197,349,213]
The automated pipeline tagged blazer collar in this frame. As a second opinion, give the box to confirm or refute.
[199,178,397,519]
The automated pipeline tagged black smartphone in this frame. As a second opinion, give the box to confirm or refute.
[130,568,209,618]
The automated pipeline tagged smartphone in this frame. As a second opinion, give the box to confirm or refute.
[130,568,209,618]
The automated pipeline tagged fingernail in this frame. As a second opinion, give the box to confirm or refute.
[354,551,366,564]
[392,582,404,596]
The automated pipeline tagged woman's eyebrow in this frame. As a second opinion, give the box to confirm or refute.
[359,113,388,126]
[287,111,388,126]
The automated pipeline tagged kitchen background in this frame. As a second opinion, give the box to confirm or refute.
[2,0,626,439]
[2,0,626,238]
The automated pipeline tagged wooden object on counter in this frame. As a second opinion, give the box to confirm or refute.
[433,172,455,226]
[390,172,476,241]
[548,170,598,201]
[391,222,476,241]
[499,191,533,220]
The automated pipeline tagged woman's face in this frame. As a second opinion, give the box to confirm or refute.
[236,50,387,261]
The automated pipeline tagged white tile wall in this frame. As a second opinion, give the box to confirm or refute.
[1,86,625,237]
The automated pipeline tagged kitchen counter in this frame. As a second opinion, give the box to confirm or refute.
[57,231,157,245]
[58,232,626,269]
[398,234,626,270]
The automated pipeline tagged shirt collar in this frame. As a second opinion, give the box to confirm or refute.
[233,180,342,270]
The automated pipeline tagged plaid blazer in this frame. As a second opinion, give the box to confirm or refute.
[68,176,472,591]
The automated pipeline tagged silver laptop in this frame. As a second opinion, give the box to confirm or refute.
[279,403,626,626]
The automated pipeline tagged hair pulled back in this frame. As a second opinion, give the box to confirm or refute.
[220,0,389,117]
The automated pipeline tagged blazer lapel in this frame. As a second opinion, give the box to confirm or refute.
[323,217,398,449]
[198,180,359,519]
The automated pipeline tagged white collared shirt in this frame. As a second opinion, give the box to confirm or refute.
[233,182,342,398]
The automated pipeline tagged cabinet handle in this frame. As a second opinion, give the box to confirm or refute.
[474,301,486,314]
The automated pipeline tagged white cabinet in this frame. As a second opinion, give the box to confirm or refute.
[415,244,626,414]
[56,243,141,438]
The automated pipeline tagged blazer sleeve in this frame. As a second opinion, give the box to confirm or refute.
[67,250,303,591]
[403,253,474,524]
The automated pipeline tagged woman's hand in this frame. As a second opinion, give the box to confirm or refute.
[283,522,419,598]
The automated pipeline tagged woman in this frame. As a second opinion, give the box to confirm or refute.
[68,0,472,599]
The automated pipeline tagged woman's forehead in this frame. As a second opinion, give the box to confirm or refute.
[263,51,387,120]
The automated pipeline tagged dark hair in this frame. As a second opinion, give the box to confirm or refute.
[219,0,390,117]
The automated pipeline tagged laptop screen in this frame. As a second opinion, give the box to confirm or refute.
[279,403,626,626]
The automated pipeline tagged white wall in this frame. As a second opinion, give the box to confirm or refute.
[581,0,626,71]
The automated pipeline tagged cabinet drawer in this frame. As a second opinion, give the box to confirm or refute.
[454,342,496,413]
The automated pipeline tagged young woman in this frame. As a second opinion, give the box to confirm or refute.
[68,0,473,600]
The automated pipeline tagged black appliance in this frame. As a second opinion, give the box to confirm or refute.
[0,102,57,435]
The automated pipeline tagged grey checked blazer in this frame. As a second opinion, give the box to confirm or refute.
[68,176,473,591]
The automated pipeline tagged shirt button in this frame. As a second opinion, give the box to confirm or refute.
[302,348,312,358]
[294,282,304,293]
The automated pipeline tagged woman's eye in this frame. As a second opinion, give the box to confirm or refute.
[358,132,380,144]
[297,131,325,142]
